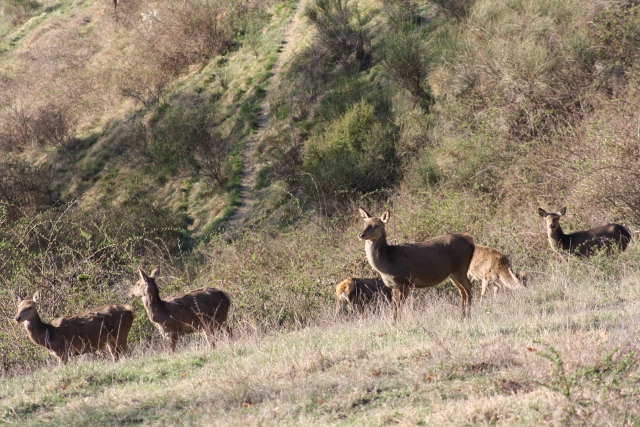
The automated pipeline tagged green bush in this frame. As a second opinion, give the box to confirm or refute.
[149,107,233,187]
[304,0,372,69]
[302,100,398,206]
[378,30,432,105]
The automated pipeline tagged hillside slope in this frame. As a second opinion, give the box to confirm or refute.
[3,265,640,426]
[2,1,640,423]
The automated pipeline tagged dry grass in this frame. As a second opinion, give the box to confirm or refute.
[3,258,640,425]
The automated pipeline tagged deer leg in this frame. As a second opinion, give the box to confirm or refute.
[392,288,404,322]
[169,334,179,352]
[493,284,498,297]
[451,275,472,318]
[481,278,489,300]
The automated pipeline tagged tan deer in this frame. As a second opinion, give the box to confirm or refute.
[538,207,631,257]
[131,266,231,351]
[468,245,526,299]
[335,277,393,315]
[13,291,134,364]
[358,208,475,319]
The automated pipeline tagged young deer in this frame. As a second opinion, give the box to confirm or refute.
[468,245,526,299]
[335,277,393,315]
[13,291,134,364]
[358,208,476,319]
[131,266,231,351]
[538,207,631,257]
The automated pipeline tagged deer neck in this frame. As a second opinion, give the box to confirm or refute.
[548,225,566,249]
[365,231,391,274]
[24,312,53,349]
[141,284,167,323]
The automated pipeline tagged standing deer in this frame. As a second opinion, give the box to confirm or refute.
[468,245,526,299]
[358,208,476,319]
[538,207,631,256]
[13,291,134,364]
[131,266,231,351]
[335,277,393,315]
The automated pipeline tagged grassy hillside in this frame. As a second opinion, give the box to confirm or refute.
[3,264,640,425]
[3,0,640,424]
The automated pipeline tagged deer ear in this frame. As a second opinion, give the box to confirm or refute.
[150,266,160,279]
[358,208,371,220]
[12,291,23,303]
[32,291,40,302]
[138,267,148,281]
[538,208,548,217]
[559,207,567,216]
[380,211,390,223]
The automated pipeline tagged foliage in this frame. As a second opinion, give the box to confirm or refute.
[379,29,432,105]
[0,0,40,26]
[431,0,474,21]
[304,0,372,69]
[146,106,234,187]
[302,100,398,208]
[381,0,420,30]
[537,345,640,425]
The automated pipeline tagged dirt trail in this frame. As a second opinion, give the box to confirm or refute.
[224,5,302,232]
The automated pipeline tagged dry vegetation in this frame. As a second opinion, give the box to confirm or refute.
[3,0,640,424]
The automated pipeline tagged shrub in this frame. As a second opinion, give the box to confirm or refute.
[431,0,474,21]
[0,161,55,221]
[381,0,420,30]
[379,30,432,105]
[302,100,398,208]
[1,0,40,26]
[304,0,372,69]
[148,106,233,187]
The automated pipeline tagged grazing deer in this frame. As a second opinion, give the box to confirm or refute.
[468,245,526,299]
[13,291,134,364]
[538,207,631,256]
[335,277,393,315]
[358,208,475,319]
[131,266,231,351]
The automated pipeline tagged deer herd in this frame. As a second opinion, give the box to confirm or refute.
[12,206,632,365]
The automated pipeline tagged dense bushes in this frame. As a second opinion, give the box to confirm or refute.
[304,0,372,69]
[302,100,398,206]
[379,29,432,104]
[142,106,235,187]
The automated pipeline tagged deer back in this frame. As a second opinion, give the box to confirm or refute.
[375,234,475,289]
[561,224,631,255]
[49,304,135,354]
[162,288,231,332]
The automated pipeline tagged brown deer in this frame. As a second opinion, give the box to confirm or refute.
[335,277,393,315]
[358,208,476,319]
[468,245,526,299]
[538,207,631,256]
[131,266,231,351]
[13,291,134,364]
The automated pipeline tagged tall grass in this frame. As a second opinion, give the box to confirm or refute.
[4,259,640,425]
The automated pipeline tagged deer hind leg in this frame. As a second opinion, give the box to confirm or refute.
[391,287,405,322]
[169,333,179,352]
[451,275,472,318]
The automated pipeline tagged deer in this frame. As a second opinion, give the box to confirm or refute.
[130,266,231,351]
[538,207,631,257]
[358,208,476,319]
[335,277,393,315]
[468,245,526,299]
[13,291,134,364]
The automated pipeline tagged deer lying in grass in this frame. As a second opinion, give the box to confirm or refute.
[335,277,393,315]
[468,245,526,299]
[538,207,631,257]
[131,266,231,351]
[358,208,476,319]
[13,291,134,364]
